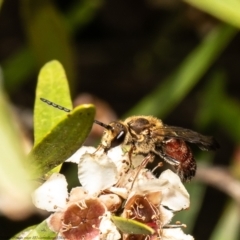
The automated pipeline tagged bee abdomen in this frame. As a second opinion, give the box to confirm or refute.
[161,138,197,182]
[174,154,197,182]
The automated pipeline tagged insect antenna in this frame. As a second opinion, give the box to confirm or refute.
[40,98,113,130]
[40,98,71,112]
[94,119,113,130]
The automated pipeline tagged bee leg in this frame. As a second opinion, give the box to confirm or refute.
[93,144,105,154]
[130,153,155,190]
[140,153,155,168]
[127,145,136,167]
[157,151,180,166]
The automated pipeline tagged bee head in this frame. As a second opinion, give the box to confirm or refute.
[94,120,127,151]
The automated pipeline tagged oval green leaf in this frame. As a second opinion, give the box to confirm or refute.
[34,60,72,146]
[12,220,57,240]
[111,215,155,235]
[28,104,95,178]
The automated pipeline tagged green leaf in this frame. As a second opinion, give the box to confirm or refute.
[26,220,57,239]
[0,92,34,216]
[125,24,237,118]
[111,216,155,235]
[0,0,3,11]
[219,98,240,141]
[34,60,72,146]
[21,0,75,89]
[3,0,102,94]
[66,0,103,32]
[196,72,240,142]
[210,201,240,240]
[184,0,240,29]
[29,104,95,177]
[11,220,57,240]
[10,225,37,240]
[2,47,37,93]
[195,71,226,129]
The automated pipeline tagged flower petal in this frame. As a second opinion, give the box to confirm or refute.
[127,170,189,212]
[162,227,194,240]
[99,212,121,240]
[68,187,90,204]
[66,146,96,164]
[32,173,68,212]
[107,146,131,174]
[78,153,118,195]
[160,205,174,225]
[159,170,190,211]
[108,187,129,199]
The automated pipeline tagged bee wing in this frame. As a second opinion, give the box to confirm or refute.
[155,125,220,151]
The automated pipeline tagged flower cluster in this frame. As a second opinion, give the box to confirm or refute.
[32,146,194,240]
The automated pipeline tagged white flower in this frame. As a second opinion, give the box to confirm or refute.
[32,146,194,240]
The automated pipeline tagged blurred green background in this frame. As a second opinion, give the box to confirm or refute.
[1,0,240,239]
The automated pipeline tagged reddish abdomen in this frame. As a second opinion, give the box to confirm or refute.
[163,138,197,181]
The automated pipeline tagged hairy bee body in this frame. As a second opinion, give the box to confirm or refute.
[97,115,219,182]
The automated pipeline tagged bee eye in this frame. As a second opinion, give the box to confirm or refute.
[116,130,125,140]
[110,129,126,148]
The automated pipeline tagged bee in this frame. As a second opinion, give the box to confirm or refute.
[40,98,219,182]
[94,116,219,182]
